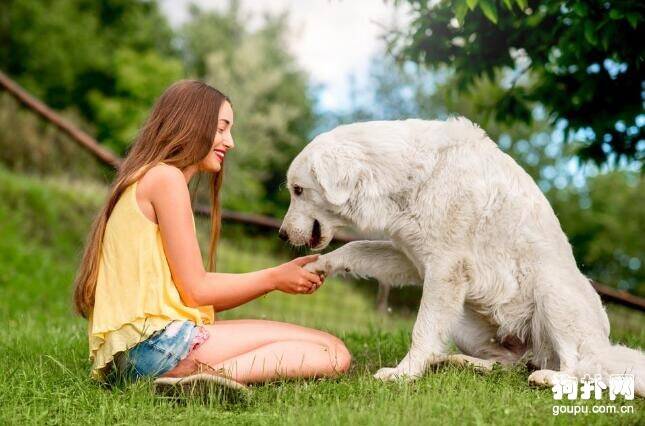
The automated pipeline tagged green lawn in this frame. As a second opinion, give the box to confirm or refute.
[0,167,643,425]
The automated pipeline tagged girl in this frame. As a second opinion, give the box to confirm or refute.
[73,80,351,392]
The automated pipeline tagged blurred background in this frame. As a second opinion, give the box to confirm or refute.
[0,0,643,335]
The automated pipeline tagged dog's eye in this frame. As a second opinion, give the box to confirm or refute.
[293,185,303,196]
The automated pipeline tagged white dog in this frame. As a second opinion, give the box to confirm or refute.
[279,117,644,395]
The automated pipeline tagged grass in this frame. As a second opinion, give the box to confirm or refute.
[0,166,643,425]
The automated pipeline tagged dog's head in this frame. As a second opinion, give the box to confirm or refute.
[279,130,375,250]
[280,121,418,250]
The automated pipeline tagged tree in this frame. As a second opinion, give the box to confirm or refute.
[1,1,317,216]
[0,0,176,110]
[0,0,179,153]
[390,0,644,164]
[87,49,183,154]
[181,4,316,216]
[551,172,644,296]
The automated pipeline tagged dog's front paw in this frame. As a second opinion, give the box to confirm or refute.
[303,255,333,277]
[373,366,422,381]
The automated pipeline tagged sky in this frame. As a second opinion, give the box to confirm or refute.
[159,0,411,111]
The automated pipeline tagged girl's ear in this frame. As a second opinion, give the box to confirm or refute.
[310,147,369,206]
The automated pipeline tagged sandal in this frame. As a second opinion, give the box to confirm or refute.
[153,373,250,401]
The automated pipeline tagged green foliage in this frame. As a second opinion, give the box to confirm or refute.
[551,172,645,295]
[0,93,112,181]
[0,0,179,153]
[453,0,530,25]
[0,0,317,216]
[391,0,645,163]
[180,4,316,216]
[179,2,243,78]
[87,49,183,153]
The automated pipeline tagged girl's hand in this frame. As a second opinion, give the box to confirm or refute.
[271,255,325,294]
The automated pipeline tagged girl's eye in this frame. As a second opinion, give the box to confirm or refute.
[293,185,303,196]
[217,128,224,133]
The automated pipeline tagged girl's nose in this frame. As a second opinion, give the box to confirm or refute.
[224,136,235,149]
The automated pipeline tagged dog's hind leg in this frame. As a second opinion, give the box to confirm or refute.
[427,354,496,373]
[453,307,527,366]
[527,265,618,391]
[304,240,423,287]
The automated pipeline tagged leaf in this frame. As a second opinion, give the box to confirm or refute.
[515,0,527,10]
[525,14,542,27]
[479,0,498,24]
[626,13,638,29]
[455,1,469,25]
[608,9,623,20]
[584,21,598,46]
[573,2,588,17]
[502,0,513,10]
[466,0,478,10]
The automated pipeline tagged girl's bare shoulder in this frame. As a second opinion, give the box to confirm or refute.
[137,163,187,201]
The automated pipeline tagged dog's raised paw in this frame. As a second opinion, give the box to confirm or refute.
[303,258,331,276]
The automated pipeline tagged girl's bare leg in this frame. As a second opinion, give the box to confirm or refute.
[162,319,352,383]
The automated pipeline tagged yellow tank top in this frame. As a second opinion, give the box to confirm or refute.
[88,178,214,380]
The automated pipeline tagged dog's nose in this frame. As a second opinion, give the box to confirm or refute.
[278,228,289,241]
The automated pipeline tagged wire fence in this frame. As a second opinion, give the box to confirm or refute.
[0,71,642,338]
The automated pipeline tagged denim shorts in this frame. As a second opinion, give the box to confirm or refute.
[113,320,208,381]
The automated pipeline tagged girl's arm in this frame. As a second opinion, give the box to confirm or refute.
[141,164,323,311]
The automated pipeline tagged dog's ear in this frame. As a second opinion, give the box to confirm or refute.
[311,150,362,206]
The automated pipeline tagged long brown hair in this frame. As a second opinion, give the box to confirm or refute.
[73,80,230,318]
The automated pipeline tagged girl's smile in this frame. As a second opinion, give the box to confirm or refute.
[213,148,226,162]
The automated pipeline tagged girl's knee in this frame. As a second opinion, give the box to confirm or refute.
[335,344,352,373]
[325,337,351,373]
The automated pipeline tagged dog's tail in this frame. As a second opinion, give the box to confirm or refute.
[575,343,645,397]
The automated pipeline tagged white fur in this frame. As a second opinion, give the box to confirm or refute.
[280,118,645,395]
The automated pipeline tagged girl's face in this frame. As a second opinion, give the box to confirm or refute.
[198,101,235,173]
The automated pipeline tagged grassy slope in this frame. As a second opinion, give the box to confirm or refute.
[0,167,642,425]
